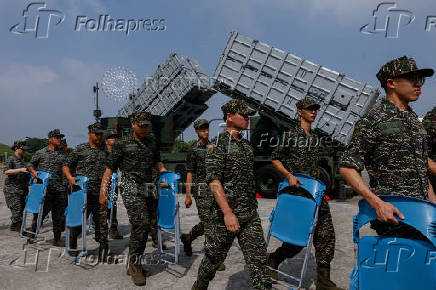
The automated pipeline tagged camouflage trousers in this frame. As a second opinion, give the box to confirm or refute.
[270,197,335,268]
[71,194,108,244]
[106,205,119,230]
[120,178,155,262]
[370,220,428,241]
[197,211,271,289]
[32,190,67,234]
[4,188,28,224]
[189,194,214,240]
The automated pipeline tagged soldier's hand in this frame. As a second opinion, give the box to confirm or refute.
[185,195,192,208]
[375,201,405,224]
[99,194,108,208]
[224,212,240,233]
[32,171,39,179]
[67,177,79,186]
[287,174,302,188]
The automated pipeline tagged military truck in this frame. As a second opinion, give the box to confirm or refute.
[104,32,380,199]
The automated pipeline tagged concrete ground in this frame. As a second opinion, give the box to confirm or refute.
[0,172,370,290]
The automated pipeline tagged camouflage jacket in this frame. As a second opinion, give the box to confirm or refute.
[206,131,257,218]
[423,106,436,162]
[106,133,161,185]
[4,155,30,193]
[64,142,107,192]
[186,140,209,198]
[29,146,67,192]
[340,99,429,199]
[271,125,319,178]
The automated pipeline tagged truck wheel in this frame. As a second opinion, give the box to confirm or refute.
[255,165,283,199]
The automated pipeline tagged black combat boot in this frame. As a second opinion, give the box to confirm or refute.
[53,231,65,247]
[127,264,146,286]
[68,233,78,257]
[10,222,21,232]
[316,266,344,290]
[191,280,208,290]
[181,233,193,256]
[98,242,109,263]
[109,228,123,239]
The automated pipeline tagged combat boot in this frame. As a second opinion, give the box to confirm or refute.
[68,235,78,257]
[152,240,168,250]
[9,222,21,232]
[53,232,65,247]
[98,242,109,263]
[217,263,226,271]
[109,228,123,239]
[181,233,193,256]
[191,280,208,290]
[316,267,344,290]
[127,264,146,286]
[126,267,151,277]
[23,222,37,238]
[266,253,279,281]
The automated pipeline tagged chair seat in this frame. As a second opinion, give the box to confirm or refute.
[357,236,436,290]
[25,184,46,213]
[65,190,86,227]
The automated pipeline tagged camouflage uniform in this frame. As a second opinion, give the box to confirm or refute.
[196,100,270,290]
[341,56,434,239]
[423,106,436,186]
[64,140,108,244]
[29,132,67,235]
[104,130,120,232]
[3,141,30,226]
[106,112,161,263]
[271,120,335,268]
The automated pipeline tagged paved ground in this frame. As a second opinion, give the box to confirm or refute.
[0,172,372,289]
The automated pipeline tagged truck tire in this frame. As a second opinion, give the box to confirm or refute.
[255,165,283,199]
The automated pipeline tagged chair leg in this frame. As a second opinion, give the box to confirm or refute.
[20,211,27,237]
[82,209,87,254]
[65,227,70,252]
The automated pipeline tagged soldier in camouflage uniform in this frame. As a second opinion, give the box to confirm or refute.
[340,56,436,241]
[103,129,123,240]
[99,111,166,286]
[59,138,72,155]
[268,96,342,290]
[423,107,436,186]
[63,123,109,260]
[181,120,226,271]
[192,100,271,290]
[28,129,67,246]
[3,141,30,232]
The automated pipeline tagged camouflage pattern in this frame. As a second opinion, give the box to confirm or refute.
[193,119,209,130]
[271,125,335,267]
[10,140,28,151]
[48,129,65,138]
[88,122,105,134]
[341,99,430,239]
[29,147,67,233]
[64,142,108,243]
[198,213,270,289]
[131,111,151,126]
[104,129,118,140]
[106,132,160,259]
[376,56,434,87]
[341,99,429,198]
[295,95,321,110]
[197,130,270,289]
[3,155,30,224]
[221,99,255,118]
[423,106,436,162]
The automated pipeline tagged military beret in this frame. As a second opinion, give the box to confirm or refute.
[221,99,255,116]
[296,96,321,110]
[194,119,209,130]
[376,56,434,88]
[132,111,151,126]
[11,140,27,151]
[48,129,65,138]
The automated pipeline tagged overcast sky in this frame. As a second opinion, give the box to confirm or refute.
[1,0,436,147]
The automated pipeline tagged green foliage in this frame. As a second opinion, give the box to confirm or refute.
[171,139,196,152]
[25,137,48,154]
[0,142,32,163]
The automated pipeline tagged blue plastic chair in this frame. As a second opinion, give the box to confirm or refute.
[266,173,326,289]
[20,170,51,240]
[64,175,89,256]
[156,171,181,264]
[350,195,436,290]
[107,173,119,230]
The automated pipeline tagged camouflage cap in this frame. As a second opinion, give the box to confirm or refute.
[296,96,321,110]
[193,119,209,130]
[132,111,151,126]
[376,56,434,87]
[88,122,104,134]
[11,140,27,151]
[221,99,255,116]
[104,129,118,140]
[48,129,65,138]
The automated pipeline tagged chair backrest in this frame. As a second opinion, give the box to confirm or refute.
[157,171,180,229]
[278,173,326,206]
[65,175,89,227]
[269,194,317,247]
[108,173,118,209]
[25,170,52,213]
